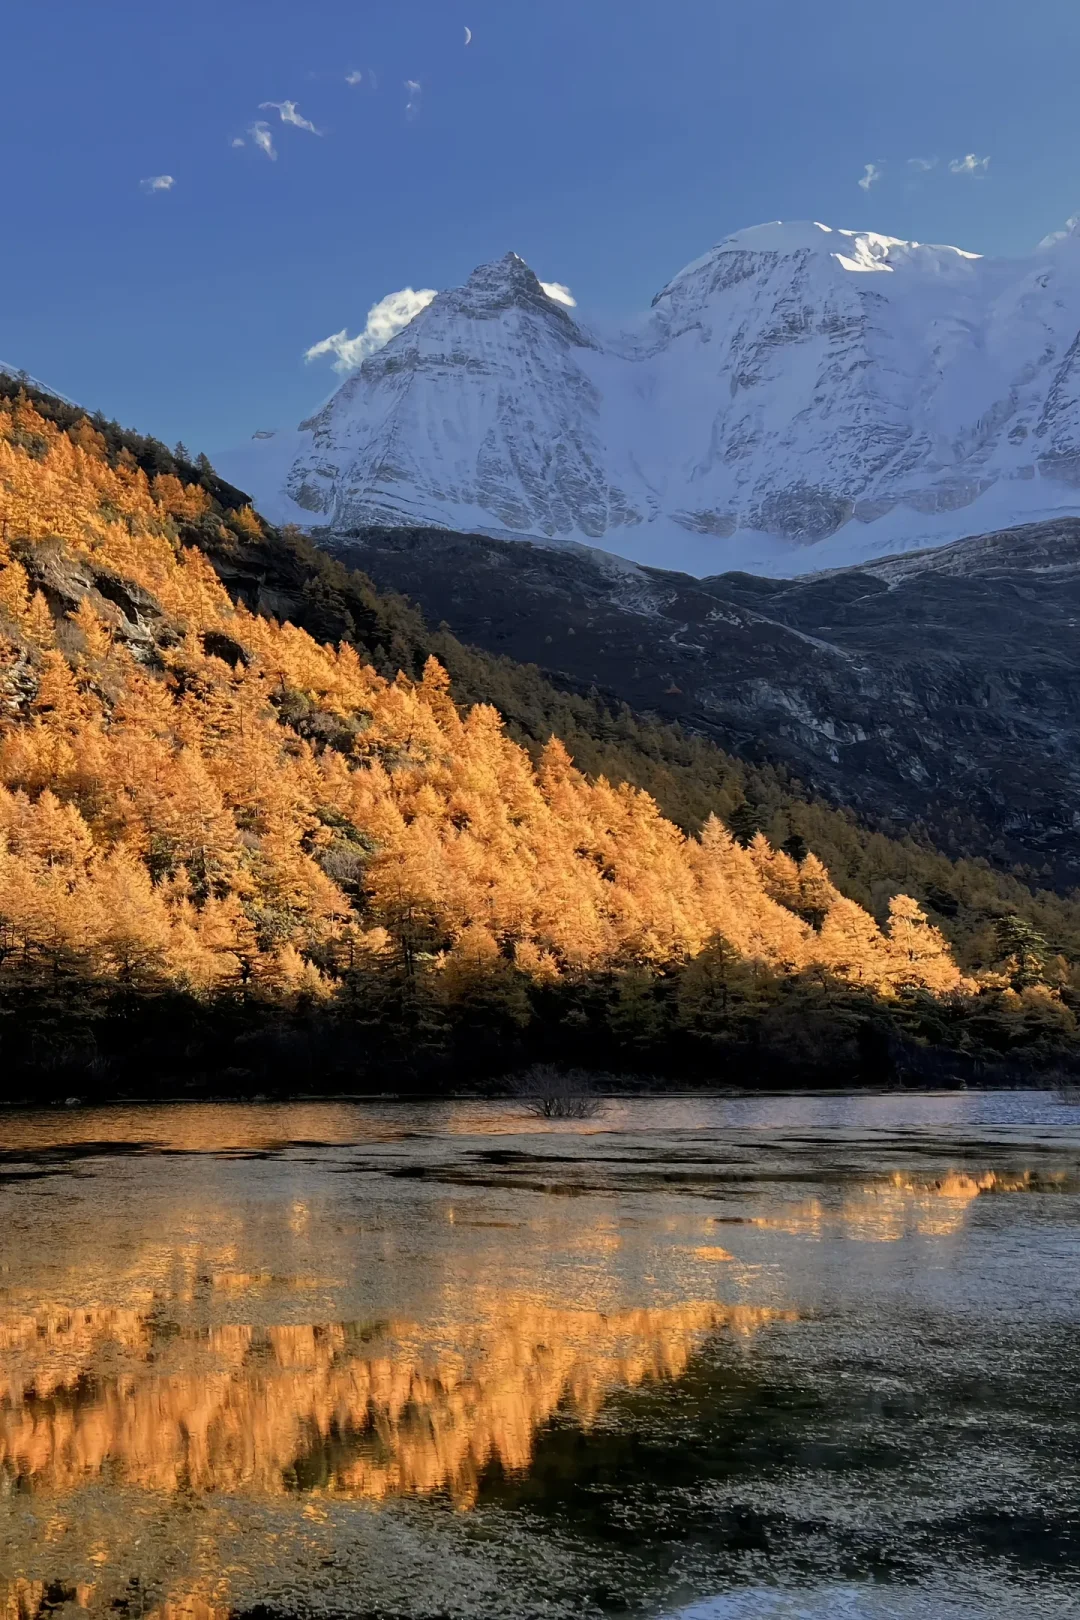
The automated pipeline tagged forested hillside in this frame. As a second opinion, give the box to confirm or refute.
[0,381,1077,1093]
[329,521,1080,889]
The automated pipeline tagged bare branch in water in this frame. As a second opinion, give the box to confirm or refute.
[508,1064,604,1119]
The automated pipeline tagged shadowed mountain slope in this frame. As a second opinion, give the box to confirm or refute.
[327,520,1080,887]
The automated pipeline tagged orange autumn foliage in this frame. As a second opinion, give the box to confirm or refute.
[0,395,975,1006]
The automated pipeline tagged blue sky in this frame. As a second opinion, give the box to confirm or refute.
[5,0,1080,454]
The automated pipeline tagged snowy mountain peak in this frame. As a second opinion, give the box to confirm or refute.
[685,219,904,266]
[461,250,539,298]
[217,220,1080,577]
[440,251,583,330]
[719,219,837,252]
[655,221,982,311]
[1037,214,1080,252]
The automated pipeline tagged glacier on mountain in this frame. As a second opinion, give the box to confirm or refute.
[215,220,1080,576]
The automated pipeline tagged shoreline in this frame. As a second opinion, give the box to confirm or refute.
[1,1081,1067,1114]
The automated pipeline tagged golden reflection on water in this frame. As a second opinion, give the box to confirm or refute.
[0,1295,787,1507]
[749,1169,1064,1242]
[0,1101,1058,1620]
[0,1284,789,1620]
[3,1585,228,1620]
[0,1169,1027,1525]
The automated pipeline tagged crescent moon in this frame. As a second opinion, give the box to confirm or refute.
[464,25,472,44]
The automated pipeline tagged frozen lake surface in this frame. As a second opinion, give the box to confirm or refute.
[0,1091,1078,1618]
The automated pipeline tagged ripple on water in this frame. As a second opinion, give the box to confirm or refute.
[0,1091,1077,1619]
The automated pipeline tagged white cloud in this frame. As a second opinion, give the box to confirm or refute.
[139,174,175,194]
[345,69,365,86]
[857,163,882,192]
[907,156,938,171]
[540,281,576,307]
[405,79,422,119]
[230,136,245,149]
[305,286,438,373]
[260,99,322,135]
[949,153,990,176]
[249,121,277,160]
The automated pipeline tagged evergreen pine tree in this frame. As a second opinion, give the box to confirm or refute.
[727,799,761,847]
[994,914,1049,990]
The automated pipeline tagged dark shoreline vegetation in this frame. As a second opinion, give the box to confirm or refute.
[0,995,1056,1108]
[2,375,1080,1100]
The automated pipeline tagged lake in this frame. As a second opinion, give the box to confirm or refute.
[0,1093,1078,1620]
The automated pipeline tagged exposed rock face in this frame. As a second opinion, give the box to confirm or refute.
[220,221,1080,575]
[326,517,1080,884]
[14,541,172,660]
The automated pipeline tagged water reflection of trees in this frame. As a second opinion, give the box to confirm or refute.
[1,1583,227,1620]
[0,1295,794,1620]
[0,1297,791,1506]
[749,1169,1070,1242]
[3,1143,1060,1619]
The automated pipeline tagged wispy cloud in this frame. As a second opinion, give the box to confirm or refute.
[250,121,277,161]
[405,79,422,120]
[540,281,576,307]
[230,136,246,148]
[949,153,990,176]
[139,174,174,194]
[260,99,322,135]
[857,163,882,192]
[907,156,938,171]
[305,286,438,373]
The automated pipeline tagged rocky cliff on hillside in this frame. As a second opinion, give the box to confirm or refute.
[326,518,1080,884]
[220,221,1080,575]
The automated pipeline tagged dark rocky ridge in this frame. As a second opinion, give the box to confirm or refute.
[325,520,1080,886]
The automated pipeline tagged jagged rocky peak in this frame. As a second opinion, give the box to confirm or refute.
[460,250,541,300]
[217,216,1080,577]
[435,250,583,330]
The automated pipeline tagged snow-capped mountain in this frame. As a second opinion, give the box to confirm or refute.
[217,219,1080,576]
